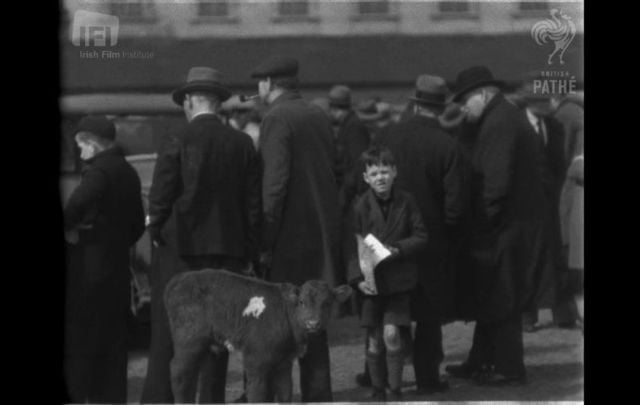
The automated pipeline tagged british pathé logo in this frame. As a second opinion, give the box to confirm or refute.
[72,10,119,47]
[531,9,576,65]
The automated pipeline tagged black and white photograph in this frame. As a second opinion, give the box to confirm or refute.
[59,0,584,403]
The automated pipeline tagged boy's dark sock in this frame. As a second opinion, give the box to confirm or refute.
[386,348,405,393]
[366,351,387,391]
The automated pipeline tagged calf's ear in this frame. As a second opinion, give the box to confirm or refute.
[281,283,300,304]
[332,285,352,303]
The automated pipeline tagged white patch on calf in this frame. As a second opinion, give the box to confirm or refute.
[242,296,266,319]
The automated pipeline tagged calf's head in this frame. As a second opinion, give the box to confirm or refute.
[282,280,352,333]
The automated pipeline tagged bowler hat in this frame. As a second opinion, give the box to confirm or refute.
[328,85,352,109]
[251,56,299,79]
[75,115,116,141]
[452,66,504,102]
[172,66,232,106]
[410,75,448,107]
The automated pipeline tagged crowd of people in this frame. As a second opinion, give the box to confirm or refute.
[63,56,584,403]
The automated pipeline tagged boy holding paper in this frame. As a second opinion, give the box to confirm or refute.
[346,146,428,400]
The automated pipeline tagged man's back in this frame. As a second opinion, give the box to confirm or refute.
[150,114,261,258]
[260,92,341,286]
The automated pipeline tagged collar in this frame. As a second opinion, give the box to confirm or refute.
[83,145,123,165]
[191,111,218,121]
[267,90,303,112]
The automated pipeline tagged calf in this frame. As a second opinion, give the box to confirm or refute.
[164,269,352,403]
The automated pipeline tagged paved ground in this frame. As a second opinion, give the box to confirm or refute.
[126,309,583,403]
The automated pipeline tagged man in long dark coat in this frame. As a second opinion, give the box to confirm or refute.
[512,85,570,331]
[445,66,554,386]
[327,84,371,211]
[142,66,261,403]
[64,116,145,403]
[251,56,343,402]
[376,75,468,394]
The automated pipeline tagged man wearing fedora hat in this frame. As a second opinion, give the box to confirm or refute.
[327,85,371,210]
[64,116,145,403]
[375,74,468,395]
[444,66,555,386]
[251,56,343,402]
[142,66,261,403]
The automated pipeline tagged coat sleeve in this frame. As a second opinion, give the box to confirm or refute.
[260,114,292,251]
[479,121,517,224]
[345,201,364,286]
[64,167,108,230]
[393,196,429,257]
[147,135,182,231]
[345,121,370,171]
[244,145,263,261]
[442,143,468,228]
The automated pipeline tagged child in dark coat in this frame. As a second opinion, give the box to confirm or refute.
[347,146,428,400]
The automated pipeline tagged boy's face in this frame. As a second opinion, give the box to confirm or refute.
[363,163,397,198]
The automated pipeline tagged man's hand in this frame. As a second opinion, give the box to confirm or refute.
[259,251,273,268]
[358,281,376,296]
[148,226,166,248]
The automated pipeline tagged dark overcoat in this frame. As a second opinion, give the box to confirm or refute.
[147,113,261,260]
[260,91,342,287]
[464,94,555,323]
[376,115,468,322]
[346,188,428,296]
[335,111,370,208]
[64,146,145,356]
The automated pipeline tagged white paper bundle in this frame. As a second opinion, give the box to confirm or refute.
[356,233,392,295]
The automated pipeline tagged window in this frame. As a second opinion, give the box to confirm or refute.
[433,1,478,21]
[518,1,550,13]
[197,0,229,18]
[358,0,390,15]
[277,0,310,17]
[110,0,156,22]
[438,1,470,14]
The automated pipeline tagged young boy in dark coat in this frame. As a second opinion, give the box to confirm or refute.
[346,146,428,400]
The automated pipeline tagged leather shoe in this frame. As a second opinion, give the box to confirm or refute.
[474,371,527,386]
[369,388,386,401]
[445,363,478,379]
[356,372,372,387]
[415,380,450,395]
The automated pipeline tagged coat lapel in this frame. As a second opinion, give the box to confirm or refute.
[363,188,406,241]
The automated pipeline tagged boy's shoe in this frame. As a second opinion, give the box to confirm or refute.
[388,388,402,401]
[369,388,387,401]
[356,372,372,387]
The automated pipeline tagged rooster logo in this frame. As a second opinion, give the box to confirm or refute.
[531,8,576,65]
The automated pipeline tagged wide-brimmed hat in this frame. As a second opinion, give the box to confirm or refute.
[172,66,232,106]
[357,99,392,122]
[410,75,448,107]
[75,115,116,140]
[251,56,299,79]
[328,85,351,109]
[452,66,504,102]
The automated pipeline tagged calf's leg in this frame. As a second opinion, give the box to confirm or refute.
[244,357,271,403]
[272,360,294,403]
[170,340,208,403]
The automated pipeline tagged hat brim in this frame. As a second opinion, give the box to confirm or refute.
[409,96,446,107]
[452,79,504,103]
[172,82,232,105]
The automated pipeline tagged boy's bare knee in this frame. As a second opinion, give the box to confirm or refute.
[383,325,401,351]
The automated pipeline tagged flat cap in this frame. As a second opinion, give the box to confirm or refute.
[328,85,351,108]
[75,115,116,140]
[251,56,299,79]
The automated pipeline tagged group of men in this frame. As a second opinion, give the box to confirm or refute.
[63,55,584,403]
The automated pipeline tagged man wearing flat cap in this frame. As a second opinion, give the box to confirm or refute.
[64,116,145,403]
[375,75,468,395]
[142,66,261,403]
[445,66,554,386]
[328,85,371,212]
[251,56,343,402]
